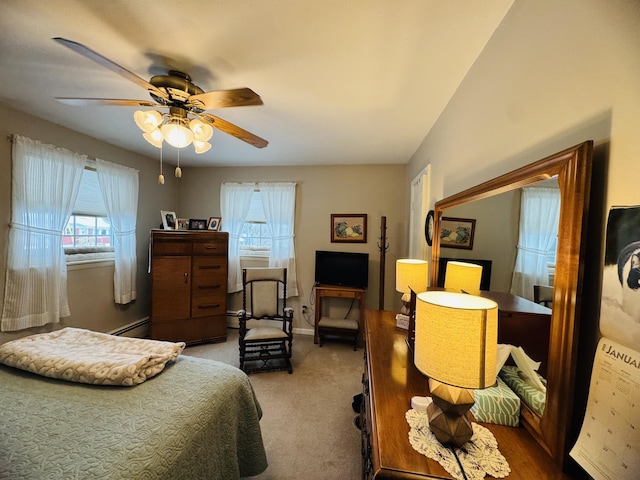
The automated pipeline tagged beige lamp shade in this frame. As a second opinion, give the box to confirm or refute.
[395,259,428,294]
[414,291,498,389]
[444,261,483,295]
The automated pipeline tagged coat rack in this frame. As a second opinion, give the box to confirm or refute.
[377,216,389,310]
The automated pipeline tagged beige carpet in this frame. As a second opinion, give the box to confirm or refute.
[184,329,363,480]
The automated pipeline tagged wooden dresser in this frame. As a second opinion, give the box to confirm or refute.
[149,230,228,345]
[361,309,572,479]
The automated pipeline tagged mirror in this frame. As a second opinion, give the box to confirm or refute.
[431,141,593,468]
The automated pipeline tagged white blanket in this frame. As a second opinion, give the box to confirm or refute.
[0,327,185,386]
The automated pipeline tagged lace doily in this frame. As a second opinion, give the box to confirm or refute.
[406,404,511,480]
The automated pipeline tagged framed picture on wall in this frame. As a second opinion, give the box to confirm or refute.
[439,217,476,250]
[331,214,367,243]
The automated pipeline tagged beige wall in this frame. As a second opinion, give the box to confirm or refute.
[178,164,407,332]
[0,103,178,343]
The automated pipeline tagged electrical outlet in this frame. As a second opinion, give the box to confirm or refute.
[302,305,308,314]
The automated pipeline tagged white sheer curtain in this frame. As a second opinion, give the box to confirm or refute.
[96,158,139,304]
[259,182,298,297]
[510,187,560,300]
[1,135,85,331]
[220,183,254,293]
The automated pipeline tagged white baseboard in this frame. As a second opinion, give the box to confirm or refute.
[109,317,149,337]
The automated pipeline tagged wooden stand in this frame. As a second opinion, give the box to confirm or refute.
[314,284,366,349]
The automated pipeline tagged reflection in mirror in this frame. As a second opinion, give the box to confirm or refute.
[431,142,593,469]
[437,178,559,299]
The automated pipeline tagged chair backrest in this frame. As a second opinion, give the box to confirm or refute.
[533,284,553,307]
[243,267,287,319]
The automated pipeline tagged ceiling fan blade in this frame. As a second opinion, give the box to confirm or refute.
[56,98,159,107]
[53,37,169,102]
[188,88,263,110]
[200,113,268,149]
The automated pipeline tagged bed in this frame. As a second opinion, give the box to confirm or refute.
[0,329,268,480]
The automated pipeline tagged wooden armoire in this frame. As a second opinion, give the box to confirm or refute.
[149,230,228,344]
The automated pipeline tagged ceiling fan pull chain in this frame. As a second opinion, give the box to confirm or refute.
[158,143,165,185]
[175,148,182,178]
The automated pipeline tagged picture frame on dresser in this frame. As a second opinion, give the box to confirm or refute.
[207,217,221,231]
[188,219,207,230]
[161,210,177,230]
[176,218,189,230]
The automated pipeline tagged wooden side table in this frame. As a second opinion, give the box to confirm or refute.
[314,284,366,348]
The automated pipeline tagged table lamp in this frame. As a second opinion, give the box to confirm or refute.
[444,261,483,295]
[414,290,498,447]
[395,259,428,349]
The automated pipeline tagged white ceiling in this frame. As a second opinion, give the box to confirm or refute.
[0,0,513,167]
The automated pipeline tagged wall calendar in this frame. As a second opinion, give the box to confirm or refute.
[570,337,640,480]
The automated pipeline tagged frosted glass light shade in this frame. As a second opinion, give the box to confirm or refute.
[142,128,163,148]
[193,139,212,154]
[396,259,428,294]
[134,110,163,133]
[161,119,194,148]
[189,118,213,142]
[444,261,483,295]
[414,291,497,389]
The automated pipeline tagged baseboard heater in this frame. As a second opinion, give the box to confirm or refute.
[109,318,149,337]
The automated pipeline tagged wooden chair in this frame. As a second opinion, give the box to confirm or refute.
[533,284,554,308]
[238,267,293,374]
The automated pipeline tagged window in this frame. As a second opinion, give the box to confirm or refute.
[221,182,298,296]
[239,191,271,257]
[63,215,112,248]
[63,168,114,262]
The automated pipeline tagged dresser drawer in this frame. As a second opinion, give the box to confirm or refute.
[193,256,227,276]
[323,289,359,299]
[191,295,226,318]
[152,241,191,256]
[193,241,228,256]
[192,275,226,298]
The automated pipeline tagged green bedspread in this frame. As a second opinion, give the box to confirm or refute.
[0,355,268,479]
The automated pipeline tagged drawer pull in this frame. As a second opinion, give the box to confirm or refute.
[199,265,221,270]
[198,303,220,309]
[198,285,221,290]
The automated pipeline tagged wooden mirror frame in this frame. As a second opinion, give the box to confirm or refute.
[430,141,593,468]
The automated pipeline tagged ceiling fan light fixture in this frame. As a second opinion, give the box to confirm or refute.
[142,128,163,148]
[161,118,194,148]
[134,110,163,133]
[193,139,212,154]
[189,118,213,142]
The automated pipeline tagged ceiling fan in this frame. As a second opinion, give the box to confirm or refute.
[52,37,268,152]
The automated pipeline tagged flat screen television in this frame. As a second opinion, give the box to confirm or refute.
[314,250,369,289]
